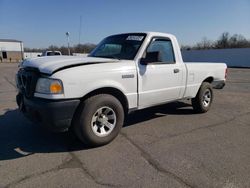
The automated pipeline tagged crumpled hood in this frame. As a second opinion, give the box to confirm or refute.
[22,56,117,74]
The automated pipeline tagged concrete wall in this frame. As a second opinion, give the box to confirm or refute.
[182,48,250,68]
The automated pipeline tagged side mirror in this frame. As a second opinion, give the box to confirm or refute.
[37,55,41,57]
[141,51,160,65]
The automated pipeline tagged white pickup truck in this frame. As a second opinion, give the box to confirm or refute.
[16,32,227,146]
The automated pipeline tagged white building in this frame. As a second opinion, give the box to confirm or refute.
[0,39,24,63]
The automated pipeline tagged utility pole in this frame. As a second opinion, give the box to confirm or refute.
[66,32,70,55]
[78,16,82,45]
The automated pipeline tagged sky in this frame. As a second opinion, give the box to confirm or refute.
[0,0,250,48]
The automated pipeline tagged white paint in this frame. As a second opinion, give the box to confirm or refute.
[72,53,88,57]
[0,41,23,52]
[22,56,118,74]
[20,32,227,110]
[24,52,42,59]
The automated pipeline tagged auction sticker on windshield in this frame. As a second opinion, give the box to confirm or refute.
[126,35,144,41]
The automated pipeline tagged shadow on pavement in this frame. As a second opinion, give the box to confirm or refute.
[125,101,194,126]
[0,101,193,161]
[0,109,85,161]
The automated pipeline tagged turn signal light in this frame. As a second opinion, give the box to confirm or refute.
[50,82,63,94]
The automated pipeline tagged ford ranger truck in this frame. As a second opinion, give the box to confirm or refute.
[16,32,227,146]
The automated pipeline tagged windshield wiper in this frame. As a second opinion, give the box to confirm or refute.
[94,55,121,60]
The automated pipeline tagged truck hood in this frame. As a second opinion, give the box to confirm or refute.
[22,56,117,74]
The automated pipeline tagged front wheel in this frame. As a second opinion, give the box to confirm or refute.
[192,82,213,113]
[73,94,124,147]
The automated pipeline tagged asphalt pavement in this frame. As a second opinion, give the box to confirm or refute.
[0,63,250,188]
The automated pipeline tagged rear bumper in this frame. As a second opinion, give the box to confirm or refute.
[212,80,226,89]
[16,93,80,132]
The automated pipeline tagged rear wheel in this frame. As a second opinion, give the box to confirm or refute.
[192,82,213,113]
[73,94,124,147]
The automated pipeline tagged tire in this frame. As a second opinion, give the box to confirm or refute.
[73,94,124,147]
[192,82,213,113]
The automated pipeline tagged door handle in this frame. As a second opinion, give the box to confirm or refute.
[174,69,180,73]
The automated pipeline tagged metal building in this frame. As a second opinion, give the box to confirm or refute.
[0,39,24,63]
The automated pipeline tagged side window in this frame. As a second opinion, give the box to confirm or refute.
[147,39,175,63]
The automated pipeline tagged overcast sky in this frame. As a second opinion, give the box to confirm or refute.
[0,0,249,48]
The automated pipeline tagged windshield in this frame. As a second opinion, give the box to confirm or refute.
[89,33,146,60]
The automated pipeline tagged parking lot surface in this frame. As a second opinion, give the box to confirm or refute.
[0,63,250,188]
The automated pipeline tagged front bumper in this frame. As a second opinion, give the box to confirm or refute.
[16,93,80,132]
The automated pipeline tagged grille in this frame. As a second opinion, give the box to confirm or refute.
[17,67,40,98]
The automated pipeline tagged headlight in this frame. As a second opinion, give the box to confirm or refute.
[35,78,63,94]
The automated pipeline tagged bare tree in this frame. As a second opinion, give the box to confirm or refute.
[181,45,192,50]
[194,37,214,50]
[24,43,96,55]
[24,32,250,53]
[215,32,230,49]
[228,34,249,48]
[183,32,250,50]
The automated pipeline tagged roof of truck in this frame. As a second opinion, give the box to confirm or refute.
[110,32,176,39]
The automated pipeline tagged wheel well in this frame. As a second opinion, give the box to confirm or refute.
[81,87,129,114]
[203,77,214,83]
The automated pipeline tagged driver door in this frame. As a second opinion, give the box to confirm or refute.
[138,38,184,108]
